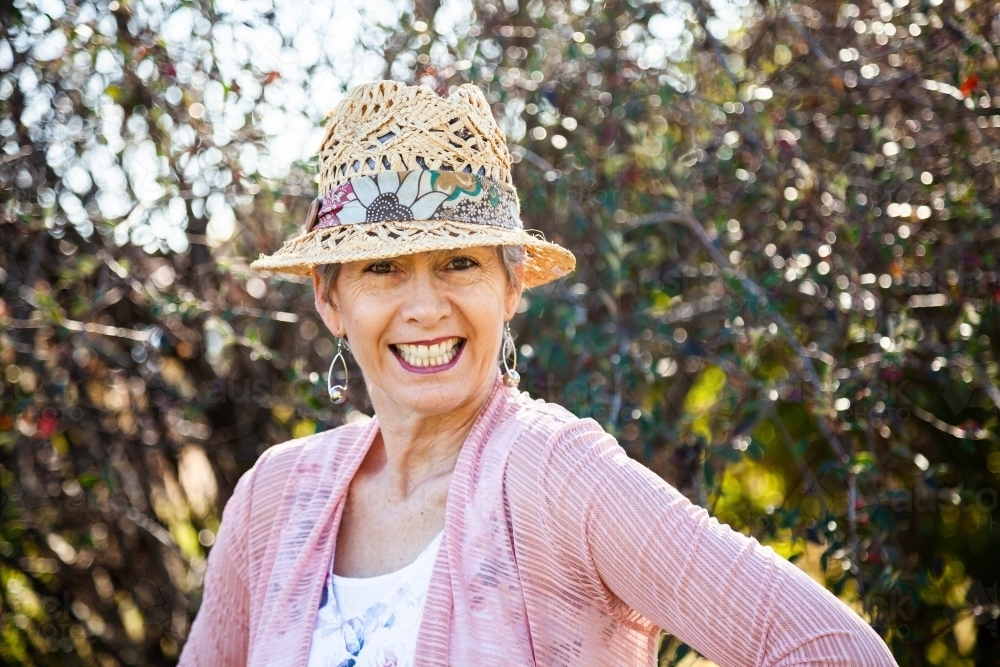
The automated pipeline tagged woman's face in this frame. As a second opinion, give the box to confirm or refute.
[313,246,522,416]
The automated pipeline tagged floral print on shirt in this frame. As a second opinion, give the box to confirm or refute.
[305,541,439,667]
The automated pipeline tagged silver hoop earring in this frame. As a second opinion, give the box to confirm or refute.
[327,337,349,404]
[501,322,520,387]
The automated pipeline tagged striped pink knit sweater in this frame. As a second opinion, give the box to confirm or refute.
[178,371,897,666]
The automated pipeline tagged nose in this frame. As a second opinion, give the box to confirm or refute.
[398,268,452,327]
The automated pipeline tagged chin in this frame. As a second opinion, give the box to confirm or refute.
[394,381,482,414]
[389,368,492,412]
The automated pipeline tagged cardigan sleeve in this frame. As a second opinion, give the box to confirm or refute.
[176,464,253,667]
[537,418,898,667]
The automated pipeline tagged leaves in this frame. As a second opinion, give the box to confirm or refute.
[1,0,999,665]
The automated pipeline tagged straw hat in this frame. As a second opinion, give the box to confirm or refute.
[249,80,576,288]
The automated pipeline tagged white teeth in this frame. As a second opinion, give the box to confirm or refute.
[394,338,461,367]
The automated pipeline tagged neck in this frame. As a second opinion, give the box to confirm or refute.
[364,372,501,498]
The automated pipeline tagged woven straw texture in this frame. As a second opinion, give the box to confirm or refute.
[177,373,899,667]
[248,81,576,288]
[317,80,512,191]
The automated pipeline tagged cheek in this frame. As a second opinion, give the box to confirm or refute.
[338,293,391,351]
[461,294,507,349]
[348,309,384,341]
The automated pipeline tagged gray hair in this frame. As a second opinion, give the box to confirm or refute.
[315,245,526,305]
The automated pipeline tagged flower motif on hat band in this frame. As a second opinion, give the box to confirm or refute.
[315,170,520,231]
[315,170,448,230]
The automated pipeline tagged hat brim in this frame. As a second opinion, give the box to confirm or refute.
[248,220,576,289]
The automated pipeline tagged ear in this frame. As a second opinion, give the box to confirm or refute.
[312,269,345,338]
[502,261,525,321]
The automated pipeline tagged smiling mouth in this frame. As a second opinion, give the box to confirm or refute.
[390,337,466,368]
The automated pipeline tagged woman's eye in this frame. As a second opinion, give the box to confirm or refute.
[449,256,479,270]
[365,261,394,274]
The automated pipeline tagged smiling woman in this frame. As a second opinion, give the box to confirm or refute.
[311,246,522,422]
[178,81,897,667]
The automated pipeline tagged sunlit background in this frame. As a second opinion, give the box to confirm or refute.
[2,0,999,665]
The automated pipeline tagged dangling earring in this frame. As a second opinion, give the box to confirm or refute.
[327,336,349,404]
[500,322,520,387]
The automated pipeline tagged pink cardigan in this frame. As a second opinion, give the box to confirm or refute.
[178,371,897,666]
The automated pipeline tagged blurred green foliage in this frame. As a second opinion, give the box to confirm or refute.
[1,0,999,665]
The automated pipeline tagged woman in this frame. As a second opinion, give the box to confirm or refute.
[178,81,897,667]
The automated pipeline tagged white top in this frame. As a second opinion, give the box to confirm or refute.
[306,531,443,667]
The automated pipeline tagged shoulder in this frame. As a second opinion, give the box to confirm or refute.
[504,391,615,464]
[264,419,371,466]
[231,420,373,508]
[507,389,580,432]
[213,421,373,588]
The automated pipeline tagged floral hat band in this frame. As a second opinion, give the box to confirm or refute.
[305,169,519,233]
